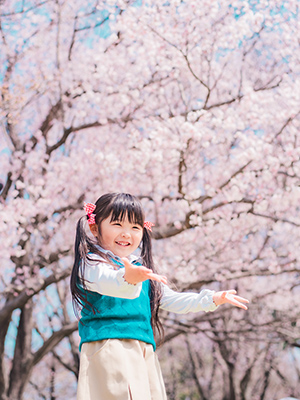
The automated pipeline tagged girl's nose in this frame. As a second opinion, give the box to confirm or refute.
[121,231,130,238]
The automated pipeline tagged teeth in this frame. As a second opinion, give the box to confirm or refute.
[116,242,130,246]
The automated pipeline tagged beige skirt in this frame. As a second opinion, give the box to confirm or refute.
[77,339,167,400]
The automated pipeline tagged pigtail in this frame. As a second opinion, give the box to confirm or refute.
[70,216,100,318]
[141,228,164,344]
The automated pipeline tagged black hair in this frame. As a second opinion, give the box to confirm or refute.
[70,193,164,341]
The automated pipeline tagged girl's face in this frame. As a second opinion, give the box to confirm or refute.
[99,213,143,257]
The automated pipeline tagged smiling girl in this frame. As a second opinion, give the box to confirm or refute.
[70,193,249,400]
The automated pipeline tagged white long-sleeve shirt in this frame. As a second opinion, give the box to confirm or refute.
[83,253,218,314]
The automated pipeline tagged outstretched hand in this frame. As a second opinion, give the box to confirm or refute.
[213,290,249,310]
[122,258,168,285]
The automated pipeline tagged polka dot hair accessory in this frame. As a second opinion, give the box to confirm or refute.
[84,202,96,225]
[144,221,155,231]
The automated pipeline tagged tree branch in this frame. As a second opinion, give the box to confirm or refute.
[45,121,104,155]
[219,160,253,190]
[249,210,300,227]
[32,322,78,367]
[0,266,71,326]
[0,171,12,201]
[39,100,63,139]
[0,1,51,17]
[274,110,300,139]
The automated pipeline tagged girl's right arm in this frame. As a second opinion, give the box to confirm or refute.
[82,255,143,299]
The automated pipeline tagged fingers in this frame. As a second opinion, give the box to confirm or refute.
[121,257,131,267]
[221,290,236,300]
[223,290,249,304]
[217,290,250,310]
[148,272,168,284]
[231,300,248,310]
[233,295,249,304]
[142,268,168,284]
[227,295,249,310]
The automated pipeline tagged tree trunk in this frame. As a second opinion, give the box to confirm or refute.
[0,318,11,400]
[8,300,33,400]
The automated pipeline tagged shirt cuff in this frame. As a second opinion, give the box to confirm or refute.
[198,289,219,312]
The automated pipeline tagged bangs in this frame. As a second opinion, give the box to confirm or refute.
[109,194,144,227]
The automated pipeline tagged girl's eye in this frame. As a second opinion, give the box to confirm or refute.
[133,226,141,230]
[113,222,121,226]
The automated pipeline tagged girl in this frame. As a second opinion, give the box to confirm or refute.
[71,193,249,400]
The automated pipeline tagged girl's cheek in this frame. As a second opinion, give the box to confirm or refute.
[134,231,143,240]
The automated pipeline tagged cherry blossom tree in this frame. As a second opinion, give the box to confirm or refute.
[0,0,300,399]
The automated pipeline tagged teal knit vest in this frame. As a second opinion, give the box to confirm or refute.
[78,263,156,351]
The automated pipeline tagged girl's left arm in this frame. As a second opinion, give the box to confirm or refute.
[160,285,249,314]
[160,285,218,313]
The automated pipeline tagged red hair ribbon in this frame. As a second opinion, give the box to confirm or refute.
[84,202,96,225]
[144,221,155,231]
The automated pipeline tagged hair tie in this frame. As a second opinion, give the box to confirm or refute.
[84,202,96,225]
[144,221,155,232]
